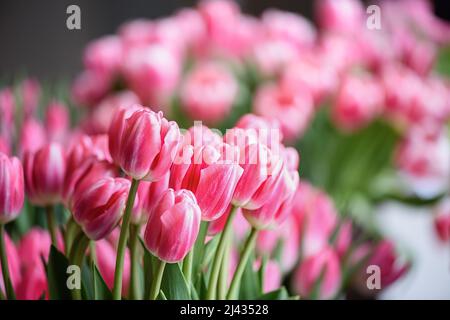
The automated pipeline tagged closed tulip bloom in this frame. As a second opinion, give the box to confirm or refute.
[83,35,123,77]
[72,177,130,240]
[66,134,112,173]
[71,70,111,107]
[109,106,181,181]
[63,159,117,209]
[45,101,70,143]
[180,62,238,124]
[24,143,66,206]
[434,199,450,242]
[332,73,383,132]
[21,78,41,119]
[232,143,284,210]
[254,83,314,141]
[82,91,140,135]
[0,234,21,294]
[133,172,170,225]
[16,228,52,300]
[19,118,47,158]
[144,189,201,263]
[293,246,341,300]
[0,153,24,224]
[170,143,243,221]
[316,0,364,34]
[243,165,299,229]
[122,44,180,107]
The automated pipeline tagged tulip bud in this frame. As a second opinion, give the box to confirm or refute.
[232,143,284,210]
[19,118,47,158]
[243,165,299,229]
[72,177,130,240]
[170,143,243,221]
[24,143,66,206]
[316,0,364,34]
[132,172,170,225]
[144,189,201,263]
[109,106,182,181]
[63,158,117,209]
[0,233,21,294]
[45,101,70,143]
[180,62,238,124]
[83,35,123,77]
[21,78,41,119]
[0,153,25,224]
[293,246,341,300]
[332,73,383,132]
[71,70,111,107]
[254,83,314,141]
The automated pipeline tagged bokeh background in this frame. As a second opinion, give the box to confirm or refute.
[1,0,450,299]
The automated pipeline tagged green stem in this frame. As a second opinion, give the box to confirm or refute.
[64,216,79,255]
[0,287,4,300]
[0,225,15,300]
[218,231,232,299]
[206,206,238,300]
[69,232,89,300]
[149,259,166,300]
[182,249,194,296]
[89,241,97,265]
[46,206,58,246]
[129,223,142,300]
[112,178,140,300]
[226,228,258,300]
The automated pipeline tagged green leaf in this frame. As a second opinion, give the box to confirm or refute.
[161,263,190,300]
[81,262,94,300]
[239,253,260,299]
[157,290,168,300]
[192,221,208,283]
[46,245,72,300]
[257,287,289,300]
[92,262,113,300]
[141,237,158,299]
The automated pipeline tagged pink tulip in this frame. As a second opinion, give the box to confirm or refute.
[433,199,450,242]
[293,246,341,300]
[232,143,284,210]
[256,214,300,272]
[281,53,338,106]
[63,159,117,209]
[170,143,243,221]
[71,70,111,107]
[0,233,21,294]
[332,73,383,132]
[96,236,130,296]
[262,9,316,49]
[366,240,410,289]
[254,83,314,141]
[184,124,223,148]
[315,0,364,34]
[66,134,112,171]
[83,35,123,77]
[19,118,47,157]
[122,43,180,108]
[82,91,140,135]
[16,228,52,300]
[72,177,130,240]
[45,101,70,143]
[0,153,24,224]
[252,38,299,77]
[24,143,66,206]
[180,62,238,124]
[109,106,182,181]
[119,19,154,48]
[243,165,299,229]
[144,189,201,263]
[21,78,41,119]
[133,172,170,225]
[261,260,282,294]
[0,88,15,139]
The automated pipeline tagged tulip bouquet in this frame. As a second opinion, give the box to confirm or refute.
[0,0,449,301]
